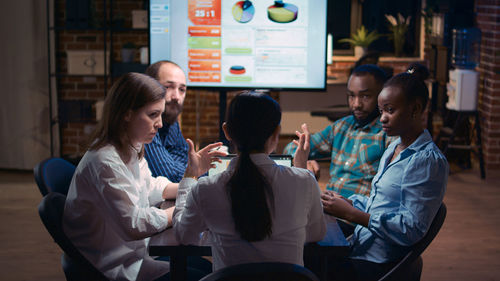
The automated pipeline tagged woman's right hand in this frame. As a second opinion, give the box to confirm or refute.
[292,123,310,169]
[184,139,227,178]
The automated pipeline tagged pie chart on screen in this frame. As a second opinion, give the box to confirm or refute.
[232,1,255,23]
[267,0,298,23]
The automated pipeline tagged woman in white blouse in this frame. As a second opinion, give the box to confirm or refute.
[63,73,220,281]
[173,91,326,271]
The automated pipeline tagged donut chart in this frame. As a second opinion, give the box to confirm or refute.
[232,1,255,23]
[267,1,298,23]
[230,65,246,75]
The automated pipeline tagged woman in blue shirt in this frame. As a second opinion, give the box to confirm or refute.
[320,65,448,280]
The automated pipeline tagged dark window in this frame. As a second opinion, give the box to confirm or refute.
[327,0,352,51]
[328,0,423,57]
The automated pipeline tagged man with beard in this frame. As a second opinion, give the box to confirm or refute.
[144,61,189,182]
[284,64,392,198]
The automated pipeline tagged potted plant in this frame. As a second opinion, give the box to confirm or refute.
[339,25,381,58]
[121,42,136,63]
[385,13,411,57]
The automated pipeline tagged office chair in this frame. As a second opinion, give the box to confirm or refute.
[38,192,108,281]
[378,203,447,281]
[34,157,76,196]
[199,262,320,281]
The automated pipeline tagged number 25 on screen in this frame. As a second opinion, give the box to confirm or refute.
[195,9,216,18]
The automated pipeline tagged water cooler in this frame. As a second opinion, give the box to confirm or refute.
[438,27,485,178]
[446,69,479,110]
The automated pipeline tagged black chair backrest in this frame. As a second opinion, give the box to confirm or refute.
[199,262,320,281]
[38,192,107,280]
[379,203,447,281]
[34,157,76,196]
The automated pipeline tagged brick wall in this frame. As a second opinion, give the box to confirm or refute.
[55,0,147,157]
[476,0,500,170]
[327,58,424,81]
[181,90,223,148]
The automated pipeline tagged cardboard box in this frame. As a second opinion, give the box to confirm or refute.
[67,50,109,75]
[132,10,147,29]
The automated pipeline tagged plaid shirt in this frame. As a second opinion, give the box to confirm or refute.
[144,122,188,183]
[284,115,392,198]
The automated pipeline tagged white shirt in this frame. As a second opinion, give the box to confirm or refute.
[173,153,326,271]
[63,144,172,281]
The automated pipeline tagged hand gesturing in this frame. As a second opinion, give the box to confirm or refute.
[184,139,228,178]
[293,123,310,169]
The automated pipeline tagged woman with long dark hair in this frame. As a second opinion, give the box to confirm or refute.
[173,91,326,270]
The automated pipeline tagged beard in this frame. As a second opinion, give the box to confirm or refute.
[353,107,380,127]
[163,101,183,125]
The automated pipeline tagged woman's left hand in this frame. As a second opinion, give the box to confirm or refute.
[184,139,227,178]
[321,191,354,219]
[321,191,370,227]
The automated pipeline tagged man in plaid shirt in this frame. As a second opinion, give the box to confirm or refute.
[284,65,392,198]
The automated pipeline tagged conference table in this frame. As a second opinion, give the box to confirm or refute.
[149,215,350,281]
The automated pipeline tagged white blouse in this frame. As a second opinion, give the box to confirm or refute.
[63,144,172,281]
[173,153,326,271]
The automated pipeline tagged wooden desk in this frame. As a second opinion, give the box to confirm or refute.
[149,215,349,281]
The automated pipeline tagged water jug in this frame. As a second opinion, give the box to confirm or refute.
[451,28,481,69]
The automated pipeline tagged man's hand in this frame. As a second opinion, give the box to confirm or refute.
[307,160,320,180]
[293,123,310,169]
[184,139,227,178]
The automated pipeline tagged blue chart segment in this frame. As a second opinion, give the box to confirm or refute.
[232,1,255,23]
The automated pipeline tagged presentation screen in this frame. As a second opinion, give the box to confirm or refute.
[150,0,327,90]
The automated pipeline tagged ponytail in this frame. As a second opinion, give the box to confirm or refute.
[225,91,281,242]
[228,151,274,241]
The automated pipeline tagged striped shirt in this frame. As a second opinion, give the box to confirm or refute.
[284,115,392,198]
[144,122,188,183]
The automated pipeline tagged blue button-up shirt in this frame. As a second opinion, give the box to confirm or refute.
[144,122,188,183]
[348,130,448,263]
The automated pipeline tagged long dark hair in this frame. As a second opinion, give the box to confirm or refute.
[89,72,165,162]
[225,91,282,242]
